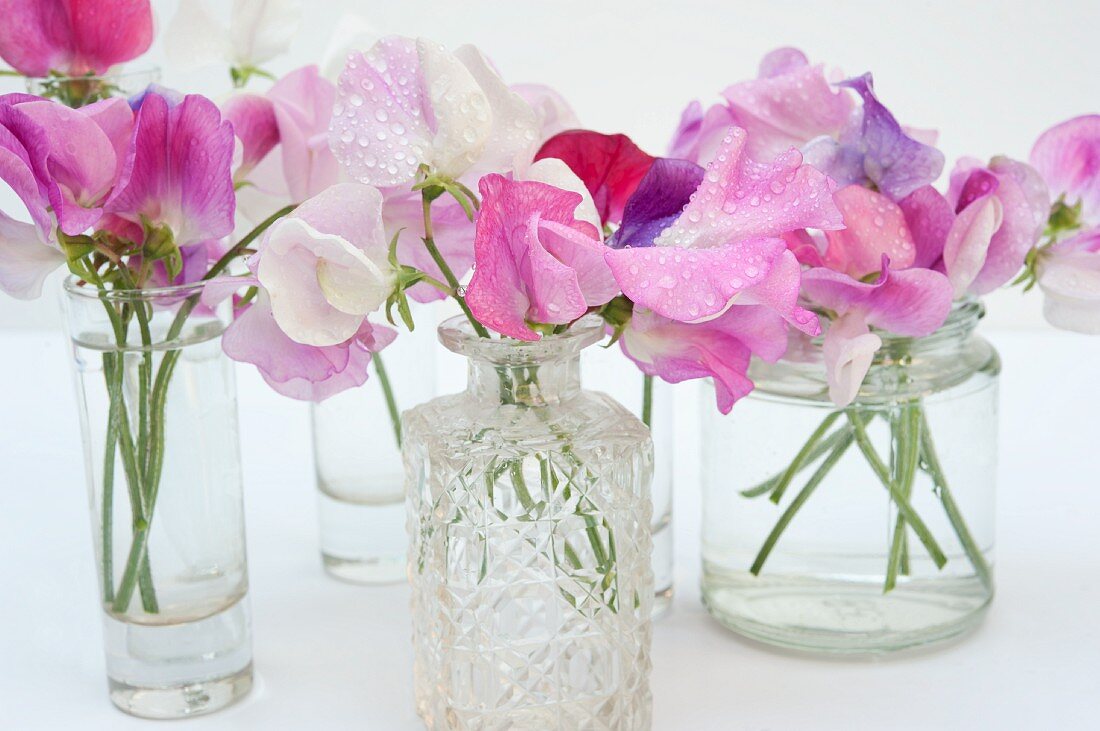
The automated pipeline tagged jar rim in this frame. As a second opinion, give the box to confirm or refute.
[438,315,605,364]
[62,275,221,303]
[24,65,162,85]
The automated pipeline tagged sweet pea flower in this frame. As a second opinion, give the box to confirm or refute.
[223,288,397,402]
[330,36,539,188]
[255,183,396,347]
[165,0,302,82]
[0,0,154,77]
[620,305,788,414]
[465,174,617,341]
[1029,115,1100,332]
[534,130,655,227]
[513,84,580,146]
[223,93,279,180]
[607,157,705,250]
[105,91,237,249]
[605,128,843,331]
[801,258,954,406]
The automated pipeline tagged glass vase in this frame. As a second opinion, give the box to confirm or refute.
[583,345,675,616]
[63,279,252,718]
[404,316,654,729]
[701,300,997,653]
[311,308,436,583]
[26,67,161,108]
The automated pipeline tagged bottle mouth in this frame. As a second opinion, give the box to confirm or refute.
[438,315,605,365]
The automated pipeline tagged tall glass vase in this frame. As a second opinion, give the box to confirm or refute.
[404,317,654,729]
[311,307,436,583]
[583,346,675,616]
[63,280,252,718]
[701,300,997,653]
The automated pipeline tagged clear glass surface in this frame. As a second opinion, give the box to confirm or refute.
[702,301,999,653]
[311,306,436,584]
[63,280,252,718]
[404,317,654,729]
[26,67,162,107]
[583,345,675,617]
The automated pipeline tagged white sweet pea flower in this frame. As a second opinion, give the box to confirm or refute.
[256,183,396,346]
[329,36,539,188]
[165,0,302,82]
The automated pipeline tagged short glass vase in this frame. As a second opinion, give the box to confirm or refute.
[311,311,436,583]
[404,316,654,729]
[63,279,252,718]
[701,299,997,654]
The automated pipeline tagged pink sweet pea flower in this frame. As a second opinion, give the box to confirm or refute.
[0,0,154,77]
[465,174,617,341]
[822,185,917,278]
[330,36,539,188]
[254,183,397,347]
[801,258,953,406]
[620,306,788,414]
[223,93,279,180]
[605,127,843,330]
[105,91,237,249]
[1029,115,1100,332]
[534,130,655,226]
[223,288,397,402]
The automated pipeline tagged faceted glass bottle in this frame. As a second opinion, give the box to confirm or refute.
[404,316,654,729]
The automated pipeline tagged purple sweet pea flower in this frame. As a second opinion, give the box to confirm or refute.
[607,158,704,250]
[465,174,617,341]
[801,257,953,406]
[605,127,842,332]
[106,90,237,249]
[802,74,945,202]
[620,305,788,414]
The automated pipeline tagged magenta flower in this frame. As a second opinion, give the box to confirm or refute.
[223,93,279,179]
[105,91,237,249]
[0,0,154,77]
[534,130,655,227]
[620,306,788,414]
[223,289,397,402]
[605,127,843,330]
[1030,115,1100,224]
[801,258,953,405]
[465,174,617,341]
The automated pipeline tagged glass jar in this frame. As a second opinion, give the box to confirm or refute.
[583,346,675,616]
[26,67,162,108]
[63,280,252,718]
[701,300,998,653]
[403,316,654,729]
[311,309,436,583]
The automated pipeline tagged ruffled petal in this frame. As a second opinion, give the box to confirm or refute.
[0,211,63,299]
[1029,114,1100,224]
[666,100,739,166]
[267,65,339,201]
[223,93,279,177]
[898,185,954,268]
[522,157,601,231]
[418,38,493,179]
[823,185,917,278]
[608,158,704,250]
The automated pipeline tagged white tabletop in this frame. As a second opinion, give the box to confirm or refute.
[2,328,1099,730]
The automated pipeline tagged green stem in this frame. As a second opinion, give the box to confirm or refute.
[420,191,490,339]
[885,404,921,591]
[848,412,947,569]
[100,352,119,603]
[919,412,994,593]
[750,431,855,575]
[769,411,842,505]
[641,375,653,428]
[372,352,402,449]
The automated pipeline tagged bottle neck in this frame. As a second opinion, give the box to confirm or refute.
[468,356,582,406]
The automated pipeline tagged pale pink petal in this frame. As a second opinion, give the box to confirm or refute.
[757,47,810,78]
[329,38,433,187]
[943,195,1004,296]
[1038,229,1100,334]
[519,217,589,329]
[537,220,617,306]
[1029,114,1100,224]
[229,0,301,67]
[268,65,339,201]
[722,58,853,161]
[607,238,787,322]
[289,182,388,266]
[522,157,601,231]
[0,211,63,299]
[654,128,844,249]
[735,248,820,335]
[666,100,739,166]
[823,185,917,278]
[822,312,881,407]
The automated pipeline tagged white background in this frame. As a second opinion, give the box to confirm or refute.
[1,0,1099,331]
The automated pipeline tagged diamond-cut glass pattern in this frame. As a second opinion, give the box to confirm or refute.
[404,353,654,730]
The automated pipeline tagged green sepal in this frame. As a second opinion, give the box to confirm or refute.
[1045,194,1083,238]
[57,231,96,263]
[598,295,634,347]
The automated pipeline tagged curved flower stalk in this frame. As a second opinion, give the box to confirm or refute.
[165,0,303,87]
[1027,115,1100,332]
